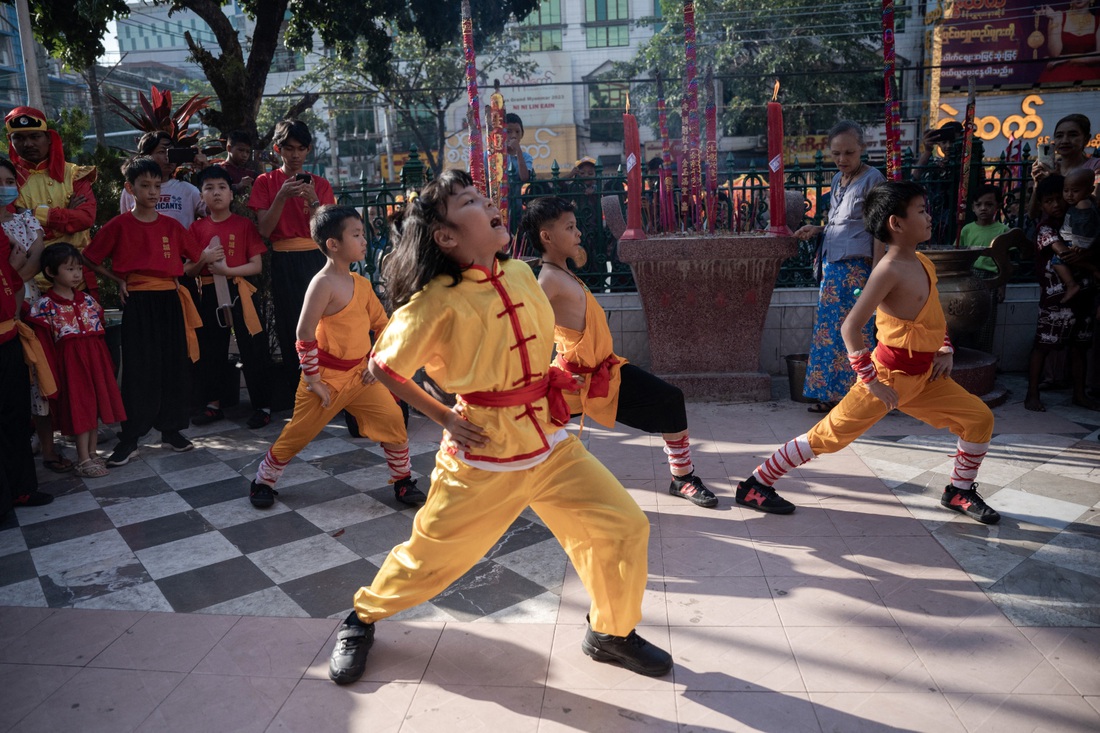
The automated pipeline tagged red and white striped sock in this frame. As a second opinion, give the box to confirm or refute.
[950,438,988,489]
[663,434,694,477]
[383,443,412,483]
[753,434,814,486]
[256,449,289,487]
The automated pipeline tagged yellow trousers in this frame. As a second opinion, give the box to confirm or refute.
[807,362,994,456]
[269,374,407,463]
[354,435,650,637]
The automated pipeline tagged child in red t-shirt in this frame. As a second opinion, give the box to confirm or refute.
[247,120,335,376]
[186,166,273,429]
[84,157,204,466]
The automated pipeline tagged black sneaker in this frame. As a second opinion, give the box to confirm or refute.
[328,611,375,685]
[669,473,718,508]
[735,475,796,514]
[13,490,53,507]
[941,483,1000,524]
[191,407,224,426]
[393,477,426,506]
[105,441,138,467]
[581,619,673,677]
[161,431,194,452]
[246,409,271,429]
[249,480,278,508]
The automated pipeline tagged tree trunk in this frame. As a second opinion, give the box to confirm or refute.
[84,64,107,147]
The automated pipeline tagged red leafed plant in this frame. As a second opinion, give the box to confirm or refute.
[105,85,211,146]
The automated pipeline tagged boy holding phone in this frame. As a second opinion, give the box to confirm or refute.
[248,119,336,377]
[119,131,206,228]
[217,130,261,194]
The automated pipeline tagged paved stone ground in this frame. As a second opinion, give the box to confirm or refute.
[1,374,1098,732]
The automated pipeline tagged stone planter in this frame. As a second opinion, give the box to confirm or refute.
[618,234,798,401]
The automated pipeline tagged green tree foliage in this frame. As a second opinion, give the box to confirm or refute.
[297,29,536,174]
[626,0,882,137]
[19,0,541,140]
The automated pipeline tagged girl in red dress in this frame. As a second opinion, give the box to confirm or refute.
[28,243,125,477]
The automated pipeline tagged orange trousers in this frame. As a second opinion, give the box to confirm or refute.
[807,361,993,456]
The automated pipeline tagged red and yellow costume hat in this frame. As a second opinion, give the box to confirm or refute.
[5,106,66,186]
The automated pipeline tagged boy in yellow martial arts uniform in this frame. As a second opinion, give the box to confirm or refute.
[523,196,717,508]
[249,205,425,508]
[327,170,671,685]
[734,181,1001,525]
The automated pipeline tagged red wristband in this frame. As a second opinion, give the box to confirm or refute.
[296,339,319,377]
[848,348,878,384]
[941,333,954,354]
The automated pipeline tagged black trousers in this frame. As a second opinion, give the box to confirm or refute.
[119,290,191,442]
[194,281,272,410]
[0,337,37,516]
[271,249,326,367]
[613,363,688,435]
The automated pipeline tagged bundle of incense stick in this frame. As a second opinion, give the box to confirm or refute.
[460,0,486,195]
[656,72,676,233]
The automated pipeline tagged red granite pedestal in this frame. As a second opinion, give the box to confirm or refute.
[618,234,798,402]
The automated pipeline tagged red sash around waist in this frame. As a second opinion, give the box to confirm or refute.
[555,353,619,399]
[460,368,576,426]
[316,347,364,372]
[874,343,935,376]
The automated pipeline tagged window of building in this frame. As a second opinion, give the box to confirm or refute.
[585,0,629,48]
[0,36,14,67]
[588,80,627,142]
[520,0,562,52]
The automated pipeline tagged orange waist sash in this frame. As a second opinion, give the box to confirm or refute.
[0,319,58,397]
[196,276,263,336]
[127,275,202,362]
[272,237,316,253]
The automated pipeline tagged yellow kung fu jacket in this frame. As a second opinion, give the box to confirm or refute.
[372,258,566,465]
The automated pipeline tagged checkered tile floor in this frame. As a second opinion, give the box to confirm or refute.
[2,374,1099,629]
[0,408,571,622]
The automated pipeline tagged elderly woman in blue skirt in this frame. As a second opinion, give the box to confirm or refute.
[794,121,885,412]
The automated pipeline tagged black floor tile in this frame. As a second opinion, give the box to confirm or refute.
[308,449,385,476]
[140,448,220,475]
[432,560,551,621]
[89,475,173,503]
[156,555,274,613]
[411,451,438,478]
[484,517,556,561]
[0,550,37,586]
[279,558,379,617]
[333,512,416,559]
[40,556,152,607]
[21,509,116,550]
[177,476,253,509]
[222,512,321,555]
[274,478,358,511]
[117,510,216,552]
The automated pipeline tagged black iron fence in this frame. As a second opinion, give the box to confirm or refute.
[334,140,1037,296]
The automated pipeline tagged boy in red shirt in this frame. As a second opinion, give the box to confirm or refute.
[186,166,273,429]
[248,120,335,374]
[84,157,204,466]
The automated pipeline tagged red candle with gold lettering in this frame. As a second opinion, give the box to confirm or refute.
[622,92,645,240]
[767,81,787,233]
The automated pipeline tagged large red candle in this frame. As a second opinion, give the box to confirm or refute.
[767,81,788,234]
[622,93,645,240]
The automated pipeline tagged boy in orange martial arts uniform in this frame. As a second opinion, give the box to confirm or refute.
[522,196,717,508]
[734,181,1001,524]
[249,205,424,509]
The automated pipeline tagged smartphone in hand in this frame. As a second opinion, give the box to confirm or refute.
[1037,143,1054,169]
[167,147,198,165]
[295,172,311,184]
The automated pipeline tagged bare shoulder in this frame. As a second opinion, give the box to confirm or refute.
[538,263,570,294]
